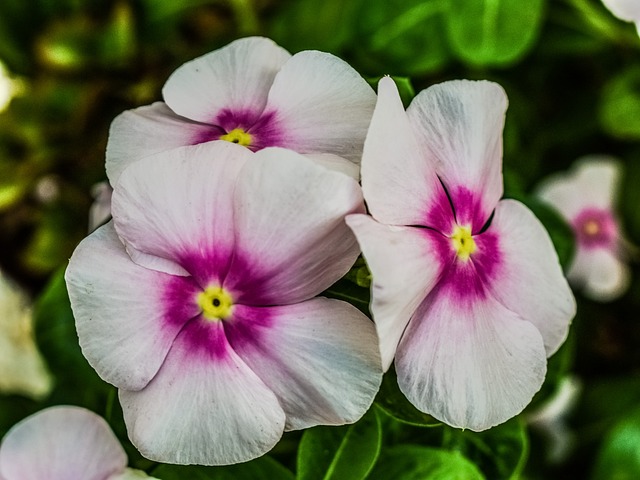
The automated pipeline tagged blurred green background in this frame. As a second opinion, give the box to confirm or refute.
[2,0,640,478]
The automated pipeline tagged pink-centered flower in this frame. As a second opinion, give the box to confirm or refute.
[65,142,382,465]
[536,157,630,301]
[106,36,376,183]
[346,77,576,431]
[0,406,155,480]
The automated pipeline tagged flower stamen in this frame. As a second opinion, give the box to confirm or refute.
[219,128,252,147]
[451,225,476,261]
[197,286,234,321]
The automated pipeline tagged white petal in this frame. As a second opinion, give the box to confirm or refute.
[568,247,631,301]
[360,77,442,226]
[302,153,360,179]
[162,37,291,123]
[109,468,158,480]
[111,142,249,279]
[346,214,442,370]
[407,80,506,228]
[119,319,285,466]
[485,199,576,356]
[266,50,376,162]
[225,299,382,430]
[65,222,200,390]
[227,147,364,305]
[396,288,547,431]
[602,0,640,22]
[536,156,621,220]
[0,406,126,480]
[105,102,212,185]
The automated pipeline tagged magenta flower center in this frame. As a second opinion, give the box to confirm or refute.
[573,208,617,249]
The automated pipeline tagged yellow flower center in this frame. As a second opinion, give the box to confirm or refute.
[451,225,476,261]
[582,219,600,237]
[219,128,252,147]
[197,286,234,321]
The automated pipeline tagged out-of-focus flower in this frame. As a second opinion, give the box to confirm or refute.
[106,36,376,183]
[0,62,22,113]
[347,77,575,431]
[602,0,640,33]
[536,157,630,301]
[89,182,113,232]
[0,405,156,480]
[528,376,582,463]
[0,270,51,399]
[65,142,382,465]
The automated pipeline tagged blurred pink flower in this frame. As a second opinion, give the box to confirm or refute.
[347,77,576,431]
[106,37,376,183]
[65,142,382,465]
[537,157,630,301]
[0,406,155,480]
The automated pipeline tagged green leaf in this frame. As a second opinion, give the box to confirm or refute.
[153,455,294,480]
[354,0,450,76]
[600,67,640,140]
[620,154,640,243]
[297,407,381,480]
[450,418,528,480]
[445,0,545,66]
[375,366,440,428]
[368,445,484,479]
[592,406,640,480]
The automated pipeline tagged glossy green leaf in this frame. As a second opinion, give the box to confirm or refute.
[600,67,640,140]
[445,0,545,66]
[368,445,484,480]
[375,366,440,428]
[297,408,381,480]
[592,406,640,480]
[153,455,294,480]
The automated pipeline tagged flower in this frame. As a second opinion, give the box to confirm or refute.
[536,157,630,301]
[346,77,576,431]
[602,0,640,33]
[106,36,376,183]
[65,142,382,465]
[0,270,51,399]
[0,405,156,480]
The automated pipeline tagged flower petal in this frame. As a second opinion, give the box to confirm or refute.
[484,199,575,356]
[346,214,442,370]
[602,0,640,22]
[105,102,212,185]
[360,76,443,227]
[110,469,158,480]
[227,147,364,305]
[265,51,376,162]
[407,80,507,228]
[162,37,291,123]
[111,142,249,279]
[0,406,126,480]
[568,247,631,302]
[395,286,547,431]
[536,156,621,220]
[119,319,285,466]
[225,298,382,431]
[65,222,200,390]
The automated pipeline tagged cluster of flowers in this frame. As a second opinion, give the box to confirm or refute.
[4,36,588,470]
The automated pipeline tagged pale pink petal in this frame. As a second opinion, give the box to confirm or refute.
[227,147,364,305]
[302,153,360,179]
[110,469,157,480]
[345,214,442,370]
[105,102,212,185]
[0,406,126,480]
[568,247,631,301]
[360,77,443,227]
[407,80,507,228]
[111,142,249,280]
[484,199,575,356]
[119,319,285,466]
[602,0,640,22]
[536,156,621,220]
[65,223,200,390]
[225,299,382,431]
[265,51,376,162]
[396,288,547,431]
[162,37,291,123]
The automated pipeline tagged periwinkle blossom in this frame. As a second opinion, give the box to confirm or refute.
[536,157,630,301]
[0,406,155,480]
[65,142,382,465]
[106,36,376,183]
[346,77,576,431]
